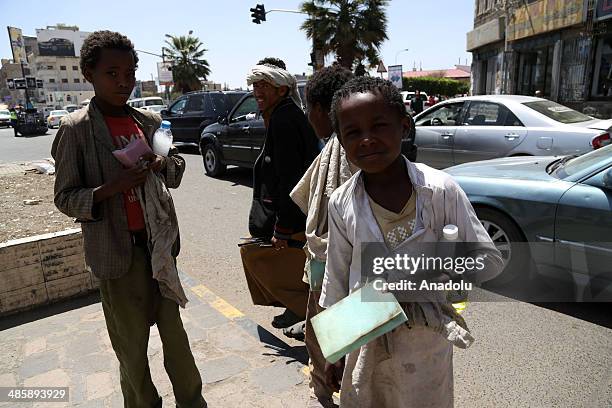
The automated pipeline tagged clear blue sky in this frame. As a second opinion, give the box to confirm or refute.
[1,0,475,89]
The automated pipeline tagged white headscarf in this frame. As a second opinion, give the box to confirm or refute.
[247,64,302,108]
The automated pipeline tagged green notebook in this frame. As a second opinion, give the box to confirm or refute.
[312,281,408,364]
[308,259,326,291]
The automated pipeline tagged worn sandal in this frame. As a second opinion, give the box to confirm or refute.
[282,321,305,341]
[272,309,302,328]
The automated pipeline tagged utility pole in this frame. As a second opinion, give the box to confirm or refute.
[20,61,31,108]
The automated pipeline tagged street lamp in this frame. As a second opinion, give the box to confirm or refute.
[395,48,409,64]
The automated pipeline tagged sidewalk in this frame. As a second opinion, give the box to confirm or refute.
[0,272,310,407]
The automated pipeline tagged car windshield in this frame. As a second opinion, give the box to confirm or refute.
[51,110,69,115]
[145,99,163,106]
[552,144,612,178]
[523,100,592,124]
[0,110,9,115]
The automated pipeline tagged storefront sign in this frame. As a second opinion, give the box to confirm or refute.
[467,18,503,51]
[507,0,584,42]
[596,0,612,21]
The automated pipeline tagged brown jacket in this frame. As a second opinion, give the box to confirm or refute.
[51,98,185,280]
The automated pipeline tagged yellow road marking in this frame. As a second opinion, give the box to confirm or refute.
[190,284,244,319]
[302,366,310,377]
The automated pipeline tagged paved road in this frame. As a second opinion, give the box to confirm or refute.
[2,128,611,406]
[0,127,56,164]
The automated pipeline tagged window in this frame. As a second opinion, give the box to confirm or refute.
[144,98,163,106]
[72,66,78,71]
[74,78,80,83]
[504,110,523,126]
[185,95,206,112]
[464,101,506,125]
[61,78,68,83]
[60,66,66,71]
[523,100,591,124]
[415,102,465,126]
[591,37,612,98]
[170,98,187,114]
[47,65,53,70]
[230,96,258,123]
[49,78,55,83]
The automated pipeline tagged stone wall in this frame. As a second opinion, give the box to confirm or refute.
[0,229,97,316]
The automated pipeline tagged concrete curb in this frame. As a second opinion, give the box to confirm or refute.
[0,228,97,316]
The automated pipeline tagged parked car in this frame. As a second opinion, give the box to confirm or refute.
[414,95,611,169]
[199,92,418,177]
[445,145,612,300]
[47,110,69,128]
[127,97,164,109]
[0,109,11,127]
[161,91,246,146]
[401,91,429,113]
[143,105,166,113]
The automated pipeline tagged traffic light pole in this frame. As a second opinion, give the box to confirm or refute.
[250,5,323,72]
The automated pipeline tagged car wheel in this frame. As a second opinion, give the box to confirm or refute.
[202,143,226,177]
[475,207,529,287]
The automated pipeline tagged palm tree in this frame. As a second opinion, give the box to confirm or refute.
[300,0,389,71]
[162,34,211,94]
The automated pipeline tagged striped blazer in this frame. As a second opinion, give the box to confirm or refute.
[51,98,185,279]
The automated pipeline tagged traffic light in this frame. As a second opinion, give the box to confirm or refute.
[308,52,316,67]
[250,4,266,24]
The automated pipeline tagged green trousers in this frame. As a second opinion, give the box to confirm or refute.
[100,245,206,408]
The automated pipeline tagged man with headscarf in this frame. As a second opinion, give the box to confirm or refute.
[240,59,320,337]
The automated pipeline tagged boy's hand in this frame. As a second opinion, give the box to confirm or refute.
[324,358,345,392]
[140,152,166,172]
[114,162,149,192]
[93,162,149,204]
[271,237,288,250]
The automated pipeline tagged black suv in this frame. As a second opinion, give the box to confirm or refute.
[161,91,246,146]
[199,93,418,177]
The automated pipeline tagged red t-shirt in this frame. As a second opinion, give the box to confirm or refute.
[104,115,147,232]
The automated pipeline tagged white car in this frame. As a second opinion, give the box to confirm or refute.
[47,110,69,129]
[401,91,428,113]
[0,109,11,128]
[413,95,612,169]
[143,105,166,113]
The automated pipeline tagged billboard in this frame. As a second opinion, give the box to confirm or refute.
[36,28,90,57]
[387,65,403,89]
[157,62,173,85]
[7,26,27,64]
[507,0,584,41]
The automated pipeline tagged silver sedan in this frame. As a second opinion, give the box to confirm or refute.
[413,95,612,169]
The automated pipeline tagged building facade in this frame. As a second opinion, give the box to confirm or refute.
[1,25,95,109]
[467,0,612,118]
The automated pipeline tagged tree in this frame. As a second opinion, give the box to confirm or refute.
[162,34,211,94]
[300,0,389,70]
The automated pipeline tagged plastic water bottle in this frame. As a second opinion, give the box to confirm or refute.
[442,224,468,314]
[152,120,173,157]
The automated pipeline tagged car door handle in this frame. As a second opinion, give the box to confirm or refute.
[441,133,453,140]
[242,126,250,133]
[505,133,519,140]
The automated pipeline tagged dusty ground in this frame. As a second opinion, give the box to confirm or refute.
[0,172,75,243]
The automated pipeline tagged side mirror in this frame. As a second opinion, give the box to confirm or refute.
[160,109,169,116]
[603,168,612,189]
